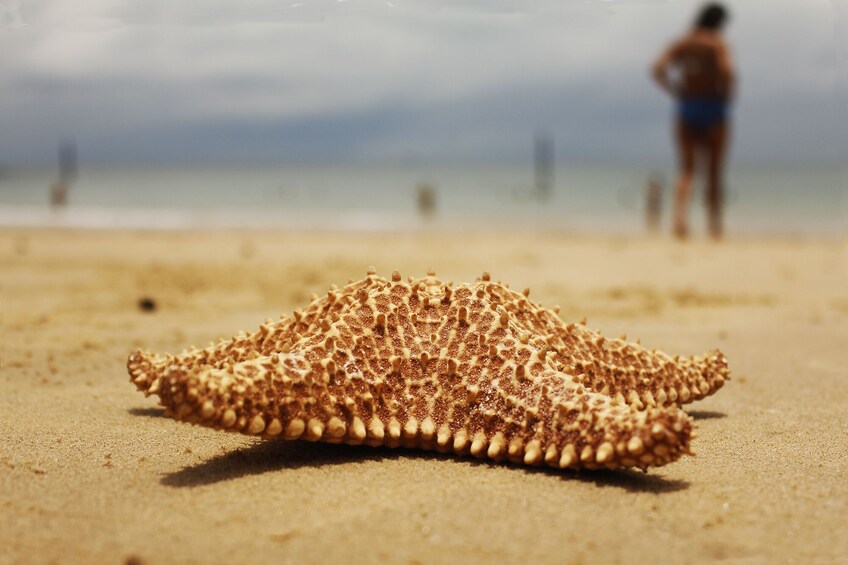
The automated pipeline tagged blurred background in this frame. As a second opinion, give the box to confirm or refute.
[1,0,845,235]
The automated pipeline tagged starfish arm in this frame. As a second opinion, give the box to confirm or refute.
[128,350,165,396]
[129,276,386,383]
[535,378,693,470]
[480,281,730,408]
[140,347,692,471]
[557,326,730,409]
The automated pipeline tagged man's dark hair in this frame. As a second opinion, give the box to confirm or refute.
[695,3,728,30]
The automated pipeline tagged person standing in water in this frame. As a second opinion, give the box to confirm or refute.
[652,3,734,239]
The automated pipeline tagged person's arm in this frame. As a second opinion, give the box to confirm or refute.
[652,43,678,97]
[716,41,735,100]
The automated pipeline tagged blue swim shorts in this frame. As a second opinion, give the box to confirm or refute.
[678,98,728,131]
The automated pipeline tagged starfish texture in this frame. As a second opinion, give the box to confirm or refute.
[128,270,729,471]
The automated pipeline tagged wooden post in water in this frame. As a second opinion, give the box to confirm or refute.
[534,132,554,201]
[645,172,664,233]
[417,182,436,219]
[50,139,77,208]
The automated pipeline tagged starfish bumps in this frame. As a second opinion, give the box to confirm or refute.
[128,270,729,471]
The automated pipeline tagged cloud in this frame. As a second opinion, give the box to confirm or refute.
[0,0,844,166]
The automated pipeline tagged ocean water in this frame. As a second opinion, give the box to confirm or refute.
[0,164,844,236]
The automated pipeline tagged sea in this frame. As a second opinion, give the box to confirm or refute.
[0,164,845,237]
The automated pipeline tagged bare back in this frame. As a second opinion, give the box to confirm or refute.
[656,31,733,100]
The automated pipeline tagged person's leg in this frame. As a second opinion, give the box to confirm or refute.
[706,122,728,239]
[674,121,696,238]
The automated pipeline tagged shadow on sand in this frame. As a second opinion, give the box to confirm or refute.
[161,441,387,488]
[688,410,726,421]
[157,435,688,494]
[129,407,689,493]
[128,407,166,419]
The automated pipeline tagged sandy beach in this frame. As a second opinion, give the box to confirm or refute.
[1,228,846,564]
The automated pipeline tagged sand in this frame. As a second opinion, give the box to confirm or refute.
[1,228,846,564]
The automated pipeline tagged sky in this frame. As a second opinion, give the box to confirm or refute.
[1,0,846,167]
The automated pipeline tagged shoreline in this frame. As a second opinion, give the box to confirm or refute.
[1,204,844,239]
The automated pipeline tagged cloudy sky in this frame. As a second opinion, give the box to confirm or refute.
[1,0,846,167]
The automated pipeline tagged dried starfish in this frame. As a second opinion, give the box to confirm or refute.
[131,271,728,411]
[128,271,730,470]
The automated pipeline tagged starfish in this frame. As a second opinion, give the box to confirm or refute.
[128,270,730,471]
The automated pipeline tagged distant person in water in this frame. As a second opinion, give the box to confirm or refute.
[653,3,734,239]
[417,182,436,219]
[50,140,77,209]
[50,180,68,208]
[645,172,664,234]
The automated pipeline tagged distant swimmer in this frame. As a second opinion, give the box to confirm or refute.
[50,180,68,208]
[50,140,78,209]
[645,172,664,233]
[417,182,436,218]
[653,3,734,239]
